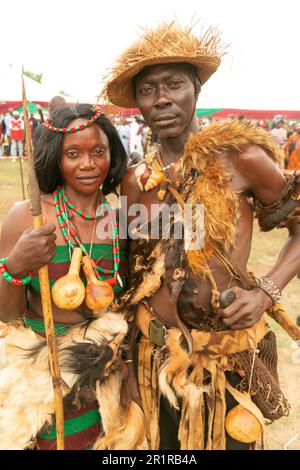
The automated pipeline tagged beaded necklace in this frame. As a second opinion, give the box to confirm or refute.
[53,186,121,284]
[61,186,104,220]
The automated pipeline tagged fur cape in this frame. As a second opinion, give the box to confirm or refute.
[124,119,284,309]
[0,312,128,450]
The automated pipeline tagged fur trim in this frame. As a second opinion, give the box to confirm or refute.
[94,372,146,450]
[182,119,281,173]
[0,312,127,450]
[94,373,146,450]
[130,243,165,305]
[158,329,192,409]
[181,119,283,278]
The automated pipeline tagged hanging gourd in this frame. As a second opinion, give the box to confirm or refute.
[51,247,85,310]
[225,404,262,443]
[82,255,115,312]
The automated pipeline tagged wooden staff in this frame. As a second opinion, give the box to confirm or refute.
[22,74,65,450]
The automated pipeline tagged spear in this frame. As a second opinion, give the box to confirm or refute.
[22,72,65,450]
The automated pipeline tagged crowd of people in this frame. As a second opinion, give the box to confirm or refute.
[198,115,300,170]
[1,107,300,171]
[0,110,39,157]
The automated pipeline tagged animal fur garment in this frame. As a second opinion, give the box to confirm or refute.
[255,173,300,231]
[93,373,146,450]
[0,312,127,450]
[122,119,285,312]
[123,118,298,330]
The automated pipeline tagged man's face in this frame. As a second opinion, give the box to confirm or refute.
[134,63,198,139]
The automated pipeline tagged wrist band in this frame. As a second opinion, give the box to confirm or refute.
[255,276,282,305]
[0,257,33,286]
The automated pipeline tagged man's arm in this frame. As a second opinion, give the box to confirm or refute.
[219,145,300,329]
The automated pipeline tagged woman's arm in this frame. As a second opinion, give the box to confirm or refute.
[0,201,57,322]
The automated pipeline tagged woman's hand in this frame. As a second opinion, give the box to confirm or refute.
[5,223,57,277]
[216,286,273,329]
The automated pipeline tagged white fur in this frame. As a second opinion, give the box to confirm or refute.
[0,312,127,450]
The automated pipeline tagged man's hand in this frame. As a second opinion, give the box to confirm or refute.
[216,286,273,329]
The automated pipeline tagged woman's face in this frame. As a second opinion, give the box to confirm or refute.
[60,118,111,194]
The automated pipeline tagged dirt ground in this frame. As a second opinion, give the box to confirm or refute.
[0,159,299,450]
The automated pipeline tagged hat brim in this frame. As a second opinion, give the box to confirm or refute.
[106,55,221,108]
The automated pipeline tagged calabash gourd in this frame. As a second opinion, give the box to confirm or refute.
[51,247,85,310]
[82,255,115,312]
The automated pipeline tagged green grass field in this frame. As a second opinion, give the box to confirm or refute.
[0,159,28,223]
[0,158,299,449]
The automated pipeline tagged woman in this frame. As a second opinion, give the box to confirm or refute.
[0,104,129,450]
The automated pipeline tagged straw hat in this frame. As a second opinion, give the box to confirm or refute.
[101,21,225,108]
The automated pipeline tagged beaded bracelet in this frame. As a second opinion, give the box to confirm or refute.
[255,275,282,305]
[0,257,33,286]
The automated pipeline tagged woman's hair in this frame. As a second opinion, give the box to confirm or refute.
[34,104,127,194]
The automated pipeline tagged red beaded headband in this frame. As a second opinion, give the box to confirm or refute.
[44,106,104,134]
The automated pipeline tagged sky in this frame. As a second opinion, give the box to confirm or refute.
[1,0,299,109]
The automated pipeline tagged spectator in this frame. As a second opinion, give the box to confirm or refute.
[30,113,39,136]
[10,112,24,158]
[116,117,130,156]
[287,123,300,170]
[129,115,143,156]
[270,118,287,147]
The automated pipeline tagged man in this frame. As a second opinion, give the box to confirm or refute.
[102,22,300,450]
[29,112,39,136]
[116,117,131,157]
[129,115,144,156]
[10,111,24,157]
[2,111,12,155]
[286,123,300,170]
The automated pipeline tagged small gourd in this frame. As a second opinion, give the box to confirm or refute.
[82,255,115,313]
[225,404,262,443]
[51,247,85,310]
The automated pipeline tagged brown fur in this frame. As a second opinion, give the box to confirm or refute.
[94,374,146,450]
[158,329,192,409]
[181,119,282,278]
[124,120,283,310]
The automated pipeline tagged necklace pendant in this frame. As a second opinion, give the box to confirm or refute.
[144,170,165,191]
[135,164,150,191]
[157,189,166,200]
[135,163,165,192]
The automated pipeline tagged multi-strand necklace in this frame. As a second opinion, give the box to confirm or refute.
[53,186,120,284]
